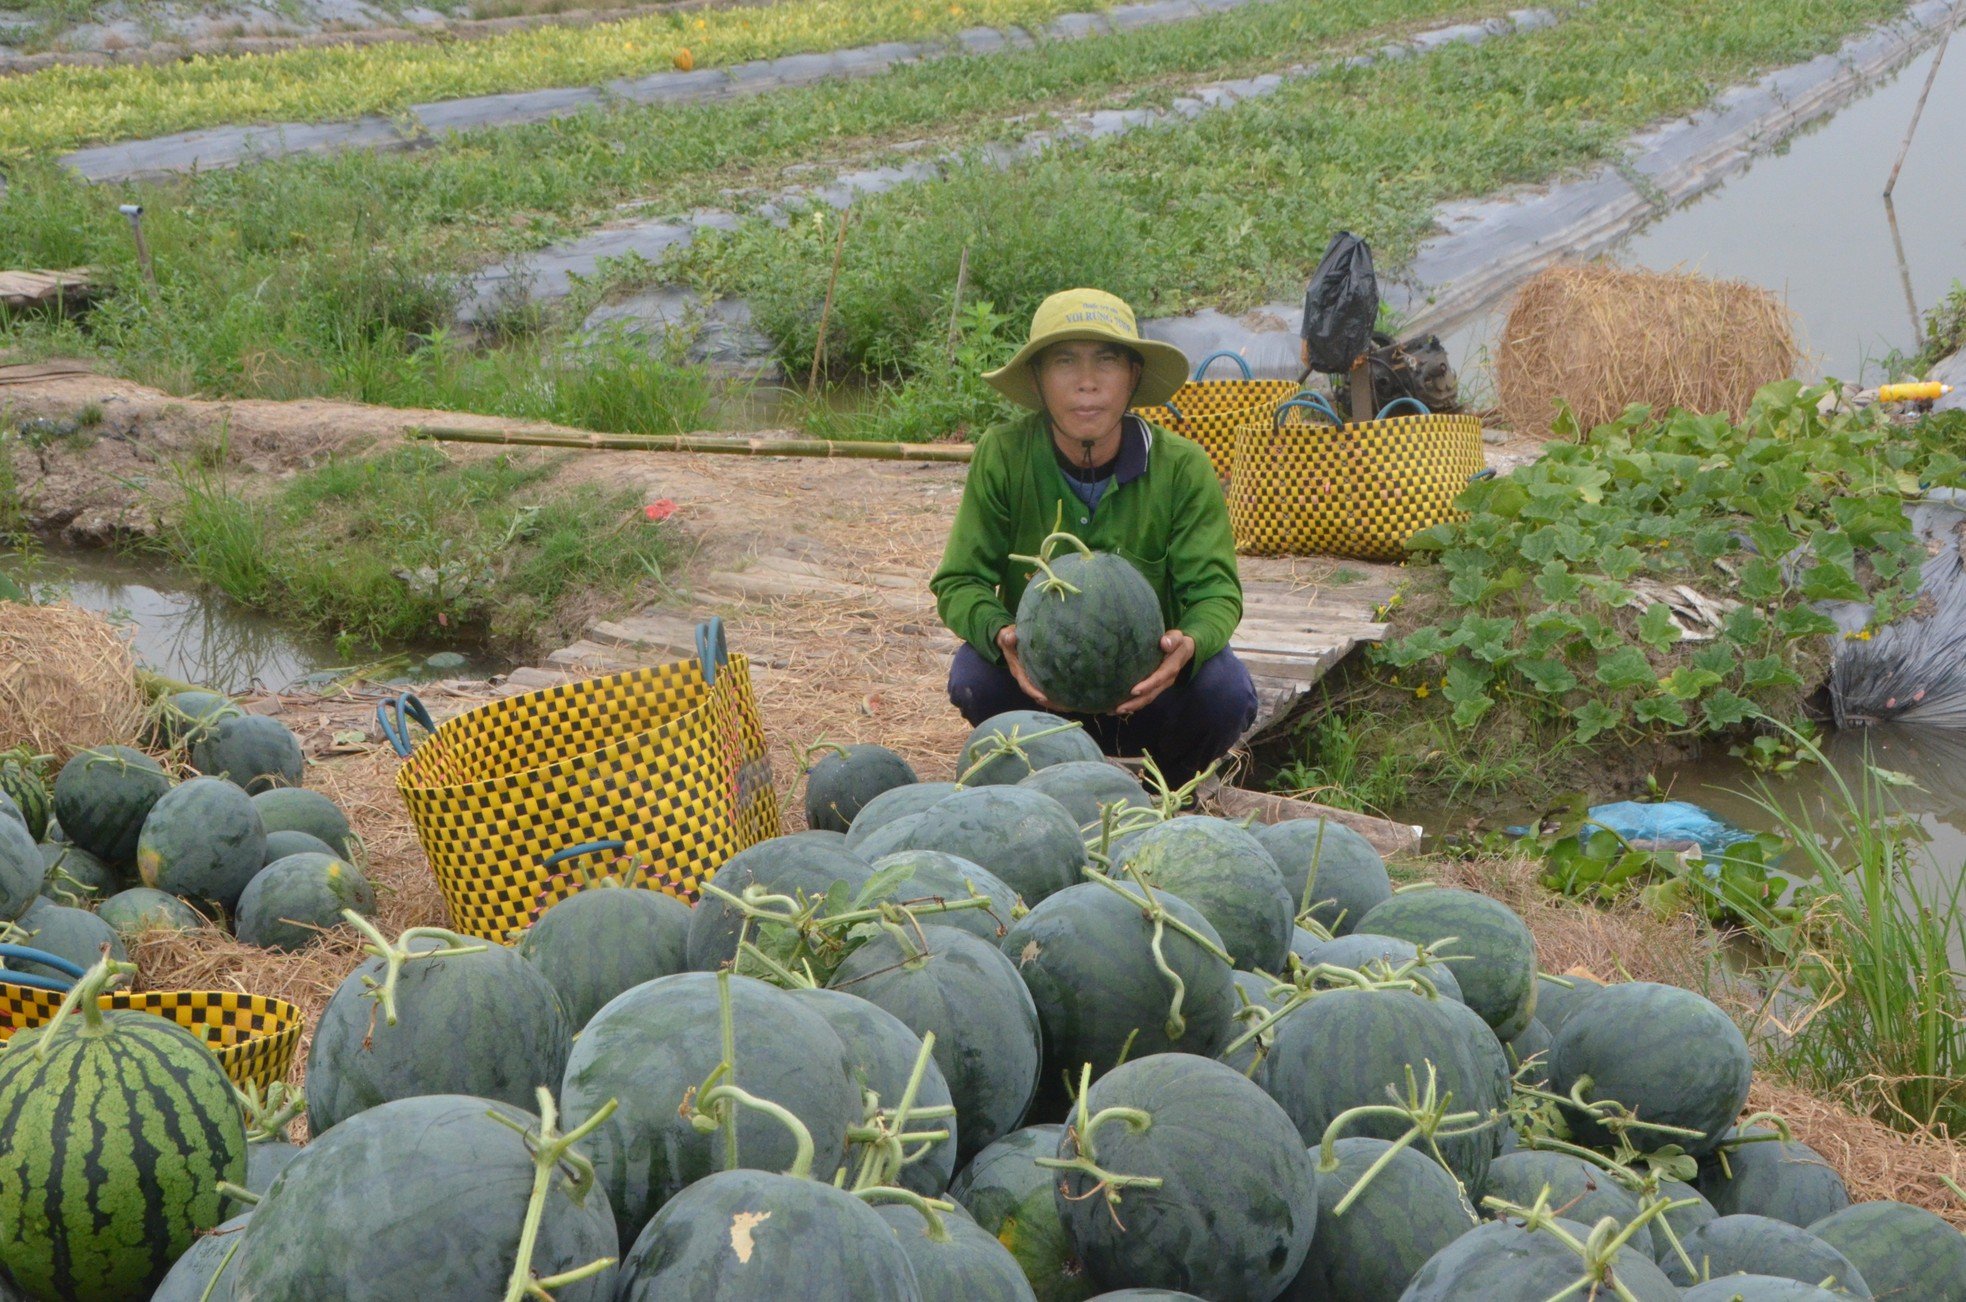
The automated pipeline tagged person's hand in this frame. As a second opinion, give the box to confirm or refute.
[996,626,1055,710]
[1117,630,1195,716]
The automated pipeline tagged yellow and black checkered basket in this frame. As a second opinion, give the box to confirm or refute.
[380,617,780,941]
[0,966,300,1092]
[1228,395,1486,561]
[1133,350,1299,483]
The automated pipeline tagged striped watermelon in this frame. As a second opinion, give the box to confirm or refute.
[0,959,247,1300]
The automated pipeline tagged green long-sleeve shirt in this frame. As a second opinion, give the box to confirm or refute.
[931,413,1243,668]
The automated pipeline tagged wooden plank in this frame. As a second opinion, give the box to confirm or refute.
[545,640,645,672]
[1201,780,1423,857]
[703,568,932,611]
[0,268,97,310]
[589,615,699,656]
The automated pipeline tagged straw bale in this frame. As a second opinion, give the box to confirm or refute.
[1496,263,1798,437]
[0,601,145,761]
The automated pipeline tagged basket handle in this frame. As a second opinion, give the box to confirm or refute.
[1274,394,1345,429]
[1192,350,1254,381]
[0,944,87,989]
[1159,399,1184,423]
[1376,397,1433,419]
[695,617,729,688]
[376,692,437,759]
[543,839,628,872]
[1470,468,1498,483]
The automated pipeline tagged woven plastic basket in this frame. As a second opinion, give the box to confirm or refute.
[1228,395,1486,560]
[1133,350,1298,482]
[383,618,780,940]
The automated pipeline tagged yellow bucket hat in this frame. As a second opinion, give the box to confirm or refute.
[983,288,1190,411]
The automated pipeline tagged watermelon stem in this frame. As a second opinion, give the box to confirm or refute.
[1525,1076,1712,1144]
[341,912,488,1027]
[1035,1065,1165,1227]
[494,1087,621,1302]
[851,1186,957,1242]
[214,1180,259,1208]
[1081,864,1232,1040]
[30,952,137,1060]
[695,1083,817,1179]
[953,720,1088,787]
[1480,1187,1685,1301]
[799,740,851,773]
[850,1031,946,1190]
[234,1080,306,1142]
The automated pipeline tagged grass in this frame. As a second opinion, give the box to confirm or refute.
[146,443,668,651]
[1918,279,1966,373]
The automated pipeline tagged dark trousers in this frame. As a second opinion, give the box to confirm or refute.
[948,643,1259,791]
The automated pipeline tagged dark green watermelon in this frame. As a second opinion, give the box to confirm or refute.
[684,836,874,972]
[1533,971,1603,1035]
[846,783,961,850]
[234,851,376,951]
[190,714,303,795]
[243,1141,300,1199]
[5,901,128,977]
[1116,817,1292,972]
[1659,1215,1871,1294]
[805,743,919,833]
[1807,1201,1966,1302]
[0,815,35,922]
[1295,932,1466,1004]
[36,841,119,906]
[228,1094,617,1299]
[788,987,958,1198]
[560,971,860,1243]
[1017,762,1151,832]
[1679,1277,1846,1301]
[151,1213,249,1302]
[52,745,173,869]
[1052,1053,1317,1299]
[136,776,268,913]
[861,849,1019,943]
[853,811,933,863]
[1253,819,1391,935]
[1355,888,1539,1038]
[1085,1293,1205,1300]
[249,788,352,855]
[874,1200,1037,1302]
[949,1125,1093,1302]
[615,1168,921,1300]
[884,786,1086,906]
[261,829,335,864]
[1551,982,1750,1158]
[97,886,207,937]
[518,884,691,1030]
[829,924,1041,1163]
[1283,1135,1476,1301]
[1482,1150,1654,1260]
[154,689,241,749]
[1401,1215,1679,1301]
[1699,1127,1850,1228]
[959,711,1104,787]
[1002,882,1236,1107]
[1013,541,1164,715]
[307,932,571,1134]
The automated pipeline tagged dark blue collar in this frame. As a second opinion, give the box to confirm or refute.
[1113,414,1152,485]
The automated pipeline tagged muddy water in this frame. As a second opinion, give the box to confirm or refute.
[6,549,510,694]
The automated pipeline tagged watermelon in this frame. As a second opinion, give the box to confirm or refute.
[307,929,571,1134]
[190,714,303,795]
[830,924,1042,1163]
[1086,1294,1205,1300]
[227,1094,617,1299]
[4,901,128,977]
[788,987,958,1197]
[615,1168,921,1301]
[1807,1201,1966,1302]
[1482,1150,1655,1260]
[234,851,377,951]
[1400,1215,1679,1301]
[1699,1127,1850,1228]
[874,1200,1037,1302]
[684,836,873,972]
[948,1124,1093,1302]
[1551,982,1750,1158]
[879,786,1087,907]
[249,788,352,855]
[1003,882,1236,1106]
[861,850,1020,943]
[1220,969,1286,1088]
[154,689,241,749]
[805,742,919,832]
[1253,818,1391,935]
[853,811,934,863]
[1017,762,1151,832]
[846,782,960,850]
[151,1213,250,1302]
[241,1141,301,1201]
[1012,534,1164,715]
[1533,971,1603,1035]
[1052,1053,1317,1300]
[52,744,172,869]
[136,776,268,914]
[97,886,207,937]
[0,815,36,922]
[1679,1278,1845,1301]
[518,884,692,1030]
[791,828,854,849]
[36,841,118,906]
[1292,932,1466,1005]
[1116,817,1292,972]
[261,829,334,864]
[1355,888,1539,1038]
[0,754,50,842]
[1285,1135,1476,1301]
[560,971,860,1243]
[1659,1215,1871,1294]
[959,711,1104,787]
[0,958,247,1300]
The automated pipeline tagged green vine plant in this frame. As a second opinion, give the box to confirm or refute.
[842,1032,958,1193]
[489,1086,620,1302]
[1480,1186,1684,1302]
[339,911,488,1029]
[1035,1064,1165,1231]
[1313,1060,1495,1211]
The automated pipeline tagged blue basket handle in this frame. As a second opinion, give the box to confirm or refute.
[695,616,729,688]
[1274,394,1345,429]
[0,944,88,989]
[543,840,627,872]
[1159,400,1184,423]
[1376,397,1433,420]
[1469,468,1498,483]
[1192,350,1254,381]
[376,692,436,759]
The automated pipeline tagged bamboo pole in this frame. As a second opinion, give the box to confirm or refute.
[1884,1,1958,197]
[407,425,974,462]
[945,245,970,363]
[808,209,852,396]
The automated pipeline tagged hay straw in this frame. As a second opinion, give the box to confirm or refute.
[0,601,145,761]
[1496,263,1799,437]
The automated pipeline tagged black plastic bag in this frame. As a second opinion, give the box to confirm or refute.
[1333,331,1462,415]
[1300,232,1379,375]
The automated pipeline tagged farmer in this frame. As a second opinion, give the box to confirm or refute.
[931,287,1258,789]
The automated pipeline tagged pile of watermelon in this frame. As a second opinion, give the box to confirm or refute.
[0,687,374,974]
[4,707,1963,1301]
